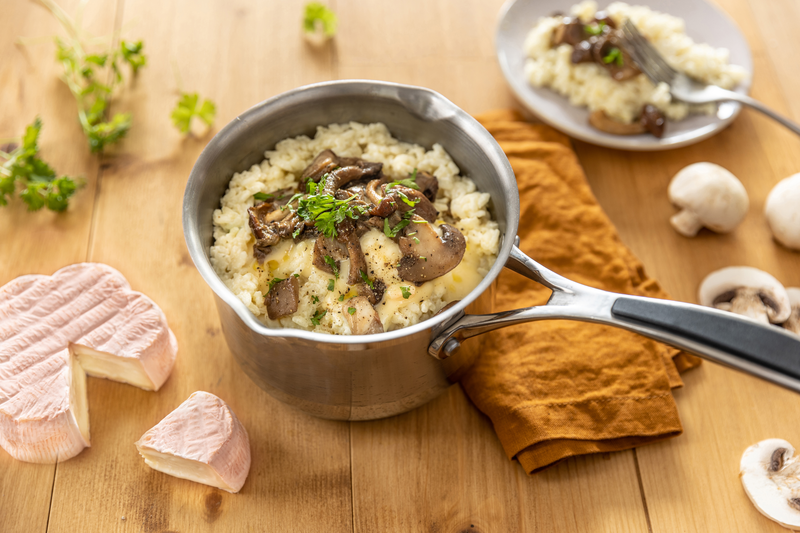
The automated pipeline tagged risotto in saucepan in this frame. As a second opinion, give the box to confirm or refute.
[210,122,500,335]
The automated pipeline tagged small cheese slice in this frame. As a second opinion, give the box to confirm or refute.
[0,263,178,463]
[135,392,251,493]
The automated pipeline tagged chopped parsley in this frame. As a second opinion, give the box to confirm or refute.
[383,209,415,238]
[293,273,300,278]
[359,270,375,290]
[303,3,338,37]
[396,190,420,208]
[311,295,320,304]
[327,279,335,291]
[347,306,356,315]
[338,294,344,302]
[324,255,339,278]
[585,21,606,36]
[268,277,286,290]
[385,168,420,192]
[603,47,624,67]
[413,237,420,244]
[400,286,411,299]
[310,309,327,326]
[292,180,367,238]
[253,192,273,201]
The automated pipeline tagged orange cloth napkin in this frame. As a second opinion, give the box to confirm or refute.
[460,110,701,474]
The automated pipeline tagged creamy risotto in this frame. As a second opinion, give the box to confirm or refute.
[524,1,748,128]
[210,122,500,335]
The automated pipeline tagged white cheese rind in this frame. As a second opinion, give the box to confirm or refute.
[0,263,178,463]
[135,391,251,493]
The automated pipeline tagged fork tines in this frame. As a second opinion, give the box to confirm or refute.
[621,19,678,85]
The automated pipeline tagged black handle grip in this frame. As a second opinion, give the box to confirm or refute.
[611,297,800,381]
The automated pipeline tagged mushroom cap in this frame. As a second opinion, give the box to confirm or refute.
[698,266,791,324]
[740,438,800,529]
[668,162,749,236]
[765,173,800,251]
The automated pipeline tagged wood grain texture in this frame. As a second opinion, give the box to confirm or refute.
[2,0,800,531]
[0,1,116,532]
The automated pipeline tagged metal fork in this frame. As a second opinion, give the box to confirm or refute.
[621,19,800,136]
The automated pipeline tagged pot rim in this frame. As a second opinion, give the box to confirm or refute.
[183,79,519,346]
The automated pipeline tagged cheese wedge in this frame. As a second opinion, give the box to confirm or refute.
[135,392,251,493]
[0,263,178,463]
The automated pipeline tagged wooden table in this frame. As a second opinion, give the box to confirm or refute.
[2,0,799,531]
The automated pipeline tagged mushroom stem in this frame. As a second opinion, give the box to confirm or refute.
[670,209,704,237]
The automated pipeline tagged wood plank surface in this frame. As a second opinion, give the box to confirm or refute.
[1,0,800,531]
[0,1,117,531]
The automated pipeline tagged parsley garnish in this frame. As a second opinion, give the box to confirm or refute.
[359,270,375,290]
[347,306,356,315]
[254,192,273,202]
[311,295,320,304]
[310,309,327,325]
[603,47,624,67]
[303,3,338,38]
[385,168,420,192]
[327,279,335,291]
[293,273,300,278]
[396,191,419,208]
[338,294,345,301]
[0,118,83,212]
[400,286,411,299]
[383,210,415,238]
[171,92,217,134]
[324,255,339,278]
[585,21,606,36]
[293,180,367,238]
[268,277,286,290]
[38,0,147,153]
[413,237,420,244]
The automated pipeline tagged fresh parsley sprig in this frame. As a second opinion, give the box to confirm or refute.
[311,309,327,325]
[383,209,415,238]
[171,92,216,134]
[359,270,375,290]
[303,2,338,44]
[323,255,339,278]
[293,180,367,238]
[0,118,83,212]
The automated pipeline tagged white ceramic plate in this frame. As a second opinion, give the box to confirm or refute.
[495,0,753,150]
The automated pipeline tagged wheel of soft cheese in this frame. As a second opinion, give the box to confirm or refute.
[0,263,178,463]
[135,391,251,493]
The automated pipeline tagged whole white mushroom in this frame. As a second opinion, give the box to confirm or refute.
[765,173,800,251]
[668,162,749,237]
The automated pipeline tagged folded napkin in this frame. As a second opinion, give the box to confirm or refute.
[460,110,701,474]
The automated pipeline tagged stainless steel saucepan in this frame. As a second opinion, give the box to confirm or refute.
[183,80,800,421]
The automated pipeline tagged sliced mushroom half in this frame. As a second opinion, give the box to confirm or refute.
[588,110,646,135]
[343,296,383,335]
[397,218,466,283]
[784,288,800,335]
[266,277,300,320]
[698,266,792,324]
[740,438,800,529]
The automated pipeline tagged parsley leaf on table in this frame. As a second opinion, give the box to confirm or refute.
[0,118,84,212]
[303,3,338,38]
[171,92,217,134]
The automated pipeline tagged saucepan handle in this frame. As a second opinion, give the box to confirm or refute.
[429,244,800,393]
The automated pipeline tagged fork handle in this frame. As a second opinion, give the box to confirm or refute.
[707,87,800,137]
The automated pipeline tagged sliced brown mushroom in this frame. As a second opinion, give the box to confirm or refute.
[365,179,398,217]
[336,219,369,285]
[397,218,466,282]
[588,110,646,135]
[591,32,639,81]
[343,296,383,335]
[300,149,339,188]
[354,279,386,306]
[414,170,439,202]
[321,160,383,195]
[571,39,595,64]
[640,104,665,138]
[266,277,300,320]
[389,184,438,223]
[313,236,348,275]
[551,17,585,47]
[248,203,304,263]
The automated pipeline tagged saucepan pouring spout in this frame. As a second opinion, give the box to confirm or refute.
[429,244,800,394]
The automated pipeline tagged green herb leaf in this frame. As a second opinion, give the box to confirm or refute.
[1,118,84,212]
[324,255,339,278]
[347,306,356,315]
[338,294,344,301]
[254,192,273,201]
[310,309,327,326]
[120,40,146,74]
[386,178,420,192]
[603,46,624,67]
[268,277,286,290]
[293,273,300,278]
[585,21,606,36]
[413,237,420,244]
[171,92,217,134]
[312,295,320,304]
[293,185,367,238]
[303,2,338,37]
[383,214,412,238]
[327,279,335,291]
[359,270,375,290]
[400,286,411,299]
